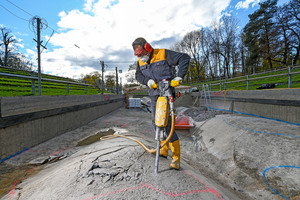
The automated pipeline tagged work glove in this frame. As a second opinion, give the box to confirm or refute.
[147,79,158,89]
[170,77,182,87]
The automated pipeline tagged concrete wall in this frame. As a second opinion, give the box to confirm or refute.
[191,89,300,125]
[0,95,125,160]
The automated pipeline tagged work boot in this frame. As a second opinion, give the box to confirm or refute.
[169,140,180,170]
[159,140,169,158]
[153,140,168,157]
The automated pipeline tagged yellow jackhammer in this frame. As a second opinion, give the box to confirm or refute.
[154,79,175,174]
[101,79,176,175]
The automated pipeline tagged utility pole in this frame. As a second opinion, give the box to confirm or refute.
[37,17,42,96]
[31,16,47,96]
[100,61,104,95]
[115,67,119,94]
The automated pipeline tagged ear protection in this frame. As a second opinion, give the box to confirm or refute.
[144,42,153,52]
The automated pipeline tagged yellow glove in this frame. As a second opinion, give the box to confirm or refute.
[170,77,182,87]
[147,79,158,89]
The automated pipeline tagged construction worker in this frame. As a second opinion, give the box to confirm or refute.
[132,37,190,169]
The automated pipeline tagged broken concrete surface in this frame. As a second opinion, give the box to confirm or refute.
[1,105,300,200]
[182,114,300,200]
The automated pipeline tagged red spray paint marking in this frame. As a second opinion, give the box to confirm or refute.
[103,118,128,128]
[183,170,223,200]
[7,147,72,199]
[120,124,127,128]
[8,168,35,200]
[7,120,223,199]
[49,147,72,156]
[141,183,214,197]
[81,185,144,200]
[26,149,51,153]
[81,170,223,200]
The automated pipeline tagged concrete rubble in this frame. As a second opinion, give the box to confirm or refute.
[1,95,299,200]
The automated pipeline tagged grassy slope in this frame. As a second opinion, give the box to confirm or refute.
[1,66,299,96]
[0,67,99,96]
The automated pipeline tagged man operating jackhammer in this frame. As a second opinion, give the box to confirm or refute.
[132,37,190,170]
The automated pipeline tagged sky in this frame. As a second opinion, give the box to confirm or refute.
[0,0,289,82]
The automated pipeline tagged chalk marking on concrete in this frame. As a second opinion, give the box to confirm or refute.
[183,169,223,200]
[81,185,144,200]
[7,168,35,200]
[6,147,72,199]
[80,169,223,200]
[263,165,300,200]
[49,147,72,156]
[0,148,30,163]
[208,106,300,126]
[223,119,300,139]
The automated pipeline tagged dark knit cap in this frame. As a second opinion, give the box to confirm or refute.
[132,37,147,48]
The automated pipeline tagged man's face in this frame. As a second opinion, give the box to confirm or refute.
[133,45,149,57]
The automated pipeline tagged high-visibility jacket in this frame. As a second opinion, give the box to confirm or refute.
[135,48,190,96]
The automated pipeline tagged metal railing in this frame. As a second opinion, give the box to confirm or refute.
[0,67,97,95]
[205,65,300,90]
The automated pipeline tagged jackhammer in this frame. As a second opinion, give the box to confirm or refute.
[154,79,176,174]
[100,79,176,175]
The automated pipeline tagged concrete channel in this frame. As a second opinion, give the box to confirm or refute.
[0,89,299,199]
[0,94,124,160]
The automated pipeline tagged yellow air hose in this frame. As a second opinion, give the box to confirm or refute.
[100,105,176,154]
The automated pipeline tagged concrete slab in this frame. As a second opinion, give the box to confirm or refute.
[1,107,299,200]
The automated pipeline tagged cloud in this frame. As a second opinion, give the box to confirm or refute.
[40,0,231,79]
[235,0,260,9]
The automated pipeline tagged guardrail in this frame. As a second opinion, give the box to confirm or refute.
[203,65,300,90]
[0,67,97,95]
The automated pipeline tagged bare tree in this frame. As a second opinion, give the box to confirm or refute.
[210,16,239,78]
[0,27,17,66]
[179,30,204,82]
[282,0,300,64]
[239,33,249,75]
[105,73,116,93]
[126,62,138,84]
[176,30,214,82]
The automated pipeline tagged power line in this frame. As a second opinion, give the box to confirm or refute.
[41,30,54,53]
[5,0,34,17]
[3,0,96,56]
[2,0,128,65]
[0,4,29,21]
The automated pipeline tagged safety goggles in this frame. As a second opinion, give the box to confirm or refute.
[134,48,144,57]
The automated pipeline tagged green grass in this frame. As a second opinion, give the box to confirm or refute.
[0,67,99,96]
[1,66,299,96]
[192,66,300,91]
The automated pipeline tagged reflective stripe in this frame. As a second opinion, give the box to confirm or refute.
[138,49,175,96]
[138,49,166,66]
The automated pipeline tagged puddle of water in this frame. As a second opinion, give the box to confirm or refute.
[77,129,115,146]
